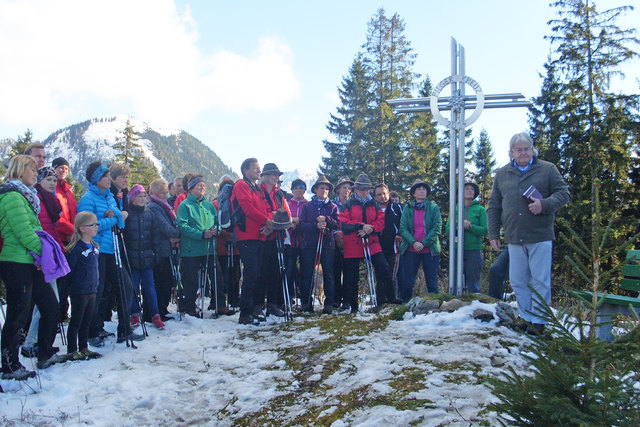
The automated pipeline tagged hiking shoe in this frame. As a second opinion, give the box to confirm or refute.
[266,304,285,317]
[37,353,66,369]
[252,306,266,322]
[130,313,141,328]
[152,314,165,330]
[21,346,37,358]
[68,351,87,361]
[218,307,236,316]
[322,306,333,315]
[81,348,103,359]
[238,315,260,325]
[88,337,105,347]
[117,332,145,343]
[2,366,36,381]
[98,329,115,338]
[186,310,202,319]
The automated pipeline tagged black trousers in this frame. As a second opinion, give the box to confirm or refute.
[90,253,133,339]
[67,293,96,353]
[180,255,224,313]
[343,252,393,310]
[488,249,510,299]
[153,257,175,316]
[333,248,345,307]
[218,254,241,307]
[57,272,71,320]
[0,261,58,371]
[257,239,281,307]
[237,240,263,317]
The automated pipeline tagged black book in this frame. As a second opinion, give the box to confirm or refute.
[523,185,544,204]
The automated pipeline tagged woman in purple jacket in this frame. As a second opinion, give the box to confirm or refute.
[299,176,339,314]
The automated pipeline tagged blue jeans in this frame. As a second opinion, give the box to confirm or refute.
[130,268,159,317]
[508,241,552,324]
[402,251,440,294]
[463,250,483,293]
[301,247,335,309]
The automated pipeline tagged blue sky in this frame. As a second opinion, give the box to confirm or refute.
[1,0,638,176]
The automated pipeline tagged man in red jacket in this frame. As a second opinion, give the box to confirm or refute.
[257,163,292,318]
[52,157,77,321]
[339,174,395,312]
[231,158,273,325]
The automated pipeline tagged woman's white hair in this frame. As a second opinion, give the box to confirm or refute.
[508,132,539,159]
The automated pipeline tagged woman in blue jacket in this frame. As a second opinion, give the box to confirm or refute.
[77,162,143,346]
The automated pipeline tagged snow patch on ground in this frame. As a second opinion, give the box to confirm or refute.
[1,302,531,425]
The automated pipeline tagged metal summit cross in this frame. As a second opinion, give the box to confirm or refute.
[387,37,531,296]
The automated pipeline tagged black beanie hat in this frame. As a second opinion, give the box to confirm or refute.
[52,157,69,169]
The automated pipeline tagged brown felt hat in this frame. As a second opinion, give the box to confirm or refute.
[352,174,372,190]
[409,179,431,197]
[334,176,354,191]
[311,175,334,193]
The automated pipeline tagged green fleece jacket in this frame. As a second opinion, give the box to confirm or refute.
[487,158,570,244]
[0,190,42,264]
[444,200,488,251]
[177,193,218,257]
[399,200,442,255]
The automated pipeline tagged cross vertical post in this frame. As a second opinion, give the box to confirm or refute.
[387,37,531,296]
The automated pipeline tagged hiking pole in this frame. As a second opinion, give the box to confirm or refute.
[58,320,67,346]
[170,247,184,321]
[361,237,378,310]
[392,240,400,283]
[227,242,235,308]
[112,228,135,349]
[210,233,219,319]
[0,299,6,330]
[118,230,148,337]
[308,230,325,310]
[276,231,293,321]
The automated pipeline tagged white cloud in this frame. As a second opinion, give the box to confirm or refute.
[0,0,300,130]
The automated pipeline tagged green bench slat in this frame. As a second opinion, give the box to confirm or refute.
[622,264,640,277]
[569,290,640,308]
[625,250,640,262]
[621,278,640,292]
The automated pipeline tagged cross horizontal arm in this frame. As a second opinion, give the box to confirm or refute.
[394,100,531,114]
[386,93,527,107]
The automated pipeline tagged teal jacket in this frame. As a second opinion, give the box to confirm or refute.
[444,200,488,251]
[399,200,442,255]
[0,186,42,264]
[177,193,218,257]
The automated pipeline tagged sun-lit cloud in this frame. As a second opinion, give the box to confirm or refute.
[0,0,300,131]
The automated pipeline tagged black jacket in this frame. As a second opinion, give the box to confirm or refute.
[66,241,99,295]
[110,184,129,212]
[148,198,180,260]
[379,202,403,255]
[124,204,156,270]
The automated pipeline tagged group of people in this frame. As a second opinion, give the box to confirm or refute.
[0,131,570,384]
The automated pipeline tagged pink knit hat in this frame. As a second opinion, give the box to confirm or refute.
[128,184,146,201]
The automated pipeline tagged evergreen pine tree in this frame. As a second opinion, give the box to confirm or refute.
[362,8,417,187]
[402,77,443,193]
[320,54,372,183]
[532,0,640,288]
[9,129,35,158]
[114,119,160,187]
[473,129,496,203]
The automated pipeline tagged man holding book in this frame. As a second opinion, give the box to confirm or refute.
[487,132,570,334]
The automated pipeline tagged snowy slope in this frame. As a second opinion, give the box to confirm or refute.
[280,168,319,197]
[45,115,168,181]
[0,301,531,425]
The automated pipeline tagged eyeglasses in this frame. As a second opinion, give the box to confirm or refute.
[82,223,99,228]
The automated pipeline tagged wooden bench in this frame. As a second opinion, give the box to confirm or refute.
[569,249,640,341]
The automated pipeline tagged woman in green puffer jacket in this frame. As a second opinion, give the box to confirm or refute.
[0,155,61,381]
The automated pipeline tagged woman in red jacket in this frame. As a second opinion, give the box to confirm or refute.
[339,174,395,312]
